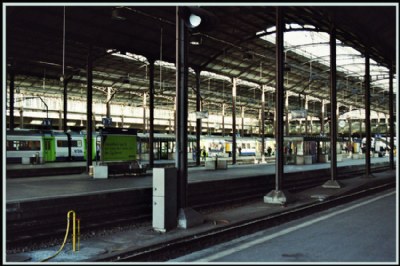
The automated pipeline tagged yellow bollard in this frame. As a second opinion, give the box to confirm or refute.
[77,218,80,251]
[41,210,79,261]
[67,210,77,252]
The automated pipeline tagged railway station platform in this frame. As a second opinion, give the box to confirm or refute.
[5,157,396,262]
[5,157,391,202]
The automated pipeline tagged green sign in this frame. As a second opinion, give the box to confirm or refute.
[101,135,137,161]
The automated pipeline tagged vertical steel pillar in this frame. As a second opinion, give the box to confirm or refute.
[9,69,15,130]
[364,53,372,177]
[149,59,155,169]
[241,106,245,137]
[176,7,188,210]
[86,46,93,172]
[304,95,309,134]
[323,25,342,188]
[195,69,201,166]
[264,7,289,204]
[63,78,71,160]
[285,92,289,135]
[222,103,225,137]
[388,66,395,170]
[143,93,147,133]
[348,105,352,140]
[176,7,203,228]
[261,85,266,161]
[19,108,24,129]
[275,7,284,192]
[321,99,325,135]
[232,77,237,164]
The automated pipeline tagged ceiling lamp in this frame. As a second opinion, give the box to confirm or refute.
[180,7,219,32]
[189,14,202,28]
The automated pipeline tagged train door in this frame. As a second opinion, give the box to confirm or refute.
[160,141,169,160]
[42,136,56,162]
[83,135,98,160]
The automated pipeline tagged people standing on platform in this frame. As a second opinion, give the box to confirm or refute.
[267,146,272,157]
[96,144,100,161]
[202,147,207,161]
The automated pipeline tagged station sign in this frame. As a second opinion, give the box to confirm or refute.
[196,111,209,119]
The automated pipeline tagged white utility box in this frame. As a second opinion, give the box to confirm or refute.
[93,165,108,179]
[152,167,177,232]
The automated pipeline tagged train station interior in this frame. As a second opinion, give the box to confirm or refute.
[3,3,398,263]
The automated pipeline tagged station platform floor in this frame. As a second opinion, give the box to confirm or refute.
[5,156,394,203]
[6,159,396,262]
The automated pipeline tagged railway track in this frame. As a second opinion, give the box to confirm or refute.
[6,162,391,251]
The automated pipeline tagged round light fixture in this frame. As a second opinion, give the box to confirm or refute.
[189,14,201,28]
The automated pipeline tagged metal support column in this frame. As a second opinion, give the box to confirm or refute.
[86,46,93,172]
[264,7,291,204]
[9,69,15,131]
[63,78,72,160]
[261,85,266,163]
[232,77,237,164]
[149,59,155,169]
[143,93,147,133]
[348,105,352,140]
[19,108,24,129]
[285,92,289,135]
[222,103,225,137]
[195,69,201,166]
[241,106,245,137]
[176,7,203,229]
[304,95,309,134]
[323,25,342,188]
[321,99,325,135]
[389,66,395,170]
[364,53,373,178]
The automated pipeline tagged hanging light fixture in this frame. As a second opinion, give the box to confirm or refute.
[180,7,219,32]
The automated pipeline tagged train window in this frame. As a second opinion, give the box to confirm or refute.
[57,140,65,147]
[6,141,16,150]
[57,140,82,147]
[9,140,41,151]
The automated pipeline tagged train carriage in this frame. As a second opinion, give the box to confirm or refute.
[6,131,44,164]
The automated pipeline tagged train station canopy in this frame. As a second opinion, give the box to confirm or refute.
[4,4,397,121]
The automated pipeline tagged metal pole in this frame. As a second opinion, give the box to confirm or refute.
[275,6,284,191]
[176,7,188,209]
[175,7,203,229]
[261,85,266,158]
[62,87,67,131]
[86,46,93,172]
[388,65,395,170]
[321,99,325,135]
[330,25,338,182]
[149,59,155,169]
[195,69,201,166]
[232,77,237,165]
[322,25,342,188]
[9,69,15,130]
[285,92,289,136]
[143,93,147,133]
[222,103,225,137]
[241,106,245,137]
[63,79,72,160]
[364,53,371,177]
